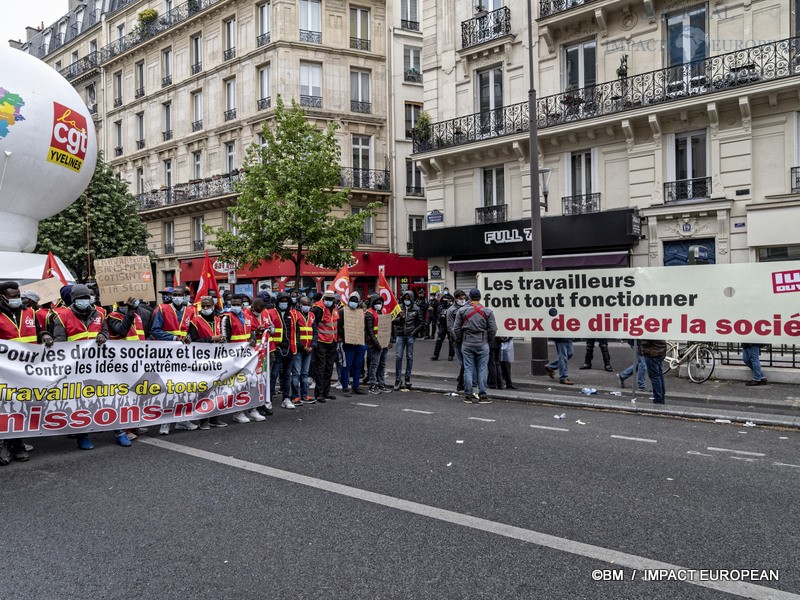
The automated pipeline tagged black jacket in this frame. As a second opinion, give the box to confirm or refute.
[392,303,423,339]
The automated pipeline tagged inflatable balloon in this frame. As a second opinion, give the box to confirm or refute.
[0,45,98,252]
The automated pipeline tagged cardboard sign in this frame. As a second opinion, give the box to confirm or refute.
[20,278,64,306]
[377,314,392,348]
[342,307,365,345]
[94,256,156,305]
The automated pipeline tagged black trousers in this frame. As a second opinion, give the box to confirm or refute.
[313,342,338,399]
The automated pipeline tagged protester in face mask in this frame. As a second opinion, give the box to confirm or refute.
[336,291,367,396]
[364,294,391,394]
[150,285,194,343]
[189,296,230,430]
[453,288,497,404]
[290,296,316,404]
[106,297,145,340]
[266,292,299,412]
[310,290,339,403]
[392,291,423,390]
[447,289,473,394]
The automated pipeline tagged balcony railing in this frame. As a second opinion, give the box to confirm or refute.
[100,0,221,62]
[359,232,374,245]
[401,20,419,31]
[406,186,425,197]
[257,32,271,47]
[223,47,236,60]
[664,177,712,203]
[300,29,322,44]
[792,167,800,193]
[562,192,601,215]
[340,168,390,191]
[58,51,99,82]
[113,97,122,108]
[257,97,272,110]
[135,86,145,98]
[414,36,800,153]
[350,37,371,51]
[539,0,598,18]
[192,120,203,131]
[163,130,173,142]
[164,243,175,254]
[300,95,323,109]
[476,204,507,224]
[191,62,202,74]
[351,100,372,114]
[407,242,414,254]
[137,172,243,211]
[136,139,145,150]
[461,7,512,50]
[194,240,206,251]
[404,68,422,83]
[224,109,237,121]
[162,75,172,87]
[114,146,123,157]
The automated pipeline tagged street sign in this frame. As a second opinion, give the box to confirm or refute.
[427,209,443,224]
[228,270,237,284]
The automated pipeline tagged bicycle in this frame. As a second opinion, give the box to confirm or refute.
[661,341,716,383]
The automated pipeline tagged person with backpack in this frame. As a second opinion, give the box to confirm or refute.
[453,288,497,404]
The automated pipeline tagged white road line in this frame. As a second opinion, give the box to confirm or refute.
[469,417,496,422]
[687,451,714,457]
[610,435,657,443]
[140,438,798,600]
[353,403,379,407]
[707,447,766,457]
[730,456,759,463]
[774,462,800,469]
[530,425,569,432]
[402,409,433,415]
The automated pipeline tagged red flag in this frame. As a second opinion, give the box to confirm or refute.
[326,264,350,303]
[195,251,223,309]
[41,251,68,286]
[377,267,401,319]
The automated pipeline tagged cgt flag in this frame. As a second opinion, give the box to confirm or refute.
[327,264,350,302]
[195,251,223,309]
[378,267,401,319]
[41,251,68,286]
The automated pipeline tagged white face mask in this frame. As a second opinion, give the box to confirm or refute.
[7,297,22,309]
[201,308,214,316]
[173,296,185,307]
[456,299,467,307]
[374,303,383,311]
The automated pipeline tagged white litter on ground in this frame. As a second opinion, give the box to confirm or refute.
[554,413,566,420]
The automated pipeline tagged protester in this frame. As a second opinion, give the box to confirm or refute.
[580,339,613,372]
[640,339,667,404]
[364,294,391,394]
[742,343,767,386]
[106,297,145,341]
[618,339,647,392]
[224,293,264,422]
[151,285,193,343]
[446,289,469,393]
[545,338,574,385]
[311,289,339,402]
[498,336,517,389]
[188,296,230,429]
[338,291,367,396]
[415,289,429,339]
[269,291,299,410]
[453,288,497,404]
[292,296,316,404]
[393,290,423,390]
[431,294,454,361]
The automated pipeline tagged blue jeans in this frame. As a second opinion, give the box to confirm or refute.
[342,344,367,390]
[368,346,388,386]
[742,345,765,381]
[270,351,294,401]
[645,356,665,404]
[394,335,415,382]
[462,343,489,396]
[620,342,647,390]
[291,349,313,398]
[546,339,573,381]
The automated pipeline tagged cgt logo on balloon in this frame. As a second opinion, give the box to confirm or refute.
[47,102,89,173]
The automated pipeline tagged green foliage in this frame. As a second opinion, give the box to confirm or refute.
[137,8,159,24]
[35,152,152,282]
[210,96,380,282]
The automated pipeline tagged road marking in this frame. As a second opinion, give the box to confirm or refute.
[469,417,496,423]
[530,425,569,432]
[610,435,657,443]
[353,403,379,407]
[140,437,797,600]
[402,409,433,415]
[774,462,800,469]
[730,456,758,463]
[707,447,766,457]
[687,451,714,457]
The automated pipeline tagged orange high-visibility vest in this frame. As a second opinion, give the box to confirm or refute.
[55,308,104,341]
[0,307,38,342]
[312,300,339,344]
[191,313,221,339]
[227,311,252,343]
[155,303,194,338]
[293,309,314,349]
[107,311,145,340]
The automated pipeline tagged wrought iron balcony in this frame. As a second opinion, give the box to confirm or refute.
[664,177,712,203]
[461,7,512,50]
[163,130,173,142]
[300,95,323,109]
[113,97,122,108]
[136,139,146,150]
[162,75,172,87]
[476,204,507,224]
[114,146,123,157]
[223,47,236,60]
[401,20,419,31]
[792,167,800,193]
[191,62,202,74]
[300,29,322,44]
[562,192,600,215]
[406,186,425,197]
[192,119,203,131]
[340,168,390,191]
[100,0,222,62]
[257,97,272,110]
[224,109,237,121]
[413,35,800,154]
[135,87,145,98]
[194,240,206,251]
[351,100,372,114]
[539,0,598,18]
[404,68,422,83]
[49,33,64,53]
[350,37,371,51]
[257,32,271,47]
[58,51,99,82]
[406,242,414,254]
[164,243,175,254]
[137,171,243,211]
[359,232,374,245]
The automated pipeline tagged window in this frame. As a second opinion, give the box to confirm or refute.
[136,167,145,194]
[564,150,599,214]
[162,48,172,85]
[192,216,205,244]
[670,130,708,200]
[71,51,79,65]
[163,102,172,139]
[351,70,371,113]
[55,61,62,72]
[135,112,145,145]
[225,141,236,173]
[225,78,236,111]
[85,84,97,111]
[405,103,421,138]
[113,71,122,105]
[352,135,372,188]
[477,66,503,134]
[191,35,202,72]
[164,159,173,187]
[135,61,145,97]
[165,0,174,12]
[164,270,176,288]
[300,63,322,106]
[351,206,373,244]
[564,40,596,91]
[401,0,419,29]
[226,210,239,235]
[192,91,203,124]
[404,47,422,82]
[89,39,97,54]
[758,246,800,262]
[350,8,370,50]
[116,23,125,41]
[224,18,236,57]
[300,0,321,32]
[406,160,423,195]
[258,3,271,45]
[407,215,424,252]
[482,166,505,207]
[666,7,707,90]
[75,9,85,31]
[114,120,122,153]
[258,65,271,106]
[569,150,593,196]
[192,151,202,179]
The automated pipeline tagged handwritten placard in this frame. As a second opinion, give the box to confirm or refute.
[94,256,156,305]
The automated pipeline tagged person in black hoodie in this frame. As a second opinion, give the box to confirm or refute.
[392,290,423,390]
[364,294,391,394]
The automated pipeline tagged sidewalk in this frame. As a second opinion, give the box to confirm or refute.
[402,339,800,429]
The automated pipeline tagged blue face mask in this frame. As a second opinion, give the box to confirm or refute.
[243,302,250,309]
[323,300,334,308]
[74,299,92,311]
[348,301,359,309]
[404,300,412,306]
[374,303,383,311]
[229,305,242,314]
[300,305,311,313]
[7,298,22,309]
[277,302,289,311]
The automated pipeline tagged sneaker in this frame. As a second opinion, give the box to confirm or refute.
[463,395,473,404]
[393,380,402,391]
[324,394,336,400]
[116,433,133,447]
[745,379,768,386]
[448,356,454,361]
[472,391,480,400]
[12,448,30,461]
[618,374,626,388]
[579,364,592,370]
[604,365,613,372]
[281,399,296,410]
[353,387,367,395]
[369,385,381,395]
[303,395,317,404]
[545,366,555,380]
[333,382,343,390]
[125,431,138,441]
[431,356,439,361]
[316,395,327,403]
[247,409,266,422]
[132,428,149,435]
[77,436,95,450]
[24,444,34,452]
[199,420,211,430]
[379,384,391,394]
[291,397,302,406]
[175,421,199,431]
[209,416,229,427]
[404,380,413,389]
[559,379,574,385]
[158,423,170,435]
[343,388,352,397]
[636,387,648,393]
[478,394,492,404]
[233,412,251,423]
[0,444,11,466]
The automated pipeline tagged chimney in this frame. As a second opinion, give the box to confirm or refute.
[25,26,43,42]
[8,40,24,50]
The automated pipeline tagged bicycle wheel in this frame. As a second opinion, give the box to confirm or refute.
[688,346,715,383]
[661,342,678,373]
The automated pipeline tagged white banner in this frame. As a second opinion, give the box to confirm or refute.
[0,340,269,440]
[481,262,800,344]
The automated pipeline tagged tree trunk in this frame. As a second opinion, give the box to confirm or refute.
[293,245,303,289]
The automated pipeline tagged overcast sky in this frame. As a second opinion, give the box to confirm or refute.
[2,1,70,47]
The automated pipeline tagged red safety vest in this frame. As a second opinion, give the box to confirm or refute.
[293,309,314,350]
[313,300,339,344]
[367,307,382,335]
[227,311,252,343]
[35,308,49,330]
[270,309,297,353]
[56,308,104,341]
[155,303,194,338]
[107,311,145,340]
[0,307,38,342]
[191,313,221,339]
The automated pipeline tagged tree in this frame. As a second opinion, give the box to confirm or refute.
[35,152,151,282]
[210,96,380,284]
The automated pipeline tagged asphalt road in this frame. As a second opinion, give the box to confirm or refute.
[3,390,799,600]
